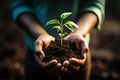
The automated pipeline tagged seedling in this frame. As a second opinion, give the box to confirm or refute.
[45,12,78,47]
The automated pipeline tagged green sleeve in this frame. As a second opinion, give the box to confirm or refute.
[80,0,106,30]
[11,0,34,22]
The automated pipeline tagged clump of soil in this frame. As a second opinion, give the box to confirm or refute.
[43,39,82,63]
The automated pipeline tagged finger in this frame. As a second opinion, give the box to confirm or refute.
[35,51,45,60]
[34,54,45,68]
[63,60,69,67]
[68,64,80,72]
[35,55,58,69]
[42,59,58,69]
[81,40,89,54]
[34,40,45,58]
[78,39,89,59]
[69,57,86,66]
[43,36,55,49]
[81,47,88,58]
[81,53,87,61]
[49,63,62,74]
[60,66,72,75]
[63,35,69,40]
[81,47,88,59]
[61,66,68,73]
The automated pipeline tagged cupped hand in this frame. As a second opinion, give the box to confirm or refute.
[34,34,55,57]
[34,34,62,74]
[63,32,89,73]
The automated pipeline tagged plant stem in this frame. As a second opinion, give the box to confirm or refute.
[60,36,63,47]
[60,18,64,47]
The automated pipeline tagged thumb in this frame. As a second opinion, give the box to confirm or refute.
[81,47,89,60]
[34,40,45,59]
[80,39,89,59]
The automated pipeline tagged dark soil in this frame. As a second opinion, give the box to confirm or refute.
[43,39,82,63]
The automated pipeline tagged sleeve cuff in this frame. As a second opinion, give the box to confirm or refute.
[12,6,33,22]
[80,7,104,30]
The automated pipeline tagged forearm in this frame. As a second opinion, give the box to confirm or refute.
[75,12,97,37]
[17,13,48,39]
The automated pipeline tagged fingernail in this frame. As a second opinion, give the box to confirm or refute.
[63,60,69,67]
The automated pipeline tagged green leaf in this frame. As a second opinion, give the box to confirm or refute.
[64,24,74,32]
[58,32,68,38]
[60,12,72,19]
[45,19,60,26]
[53,26,61,32]
[58,33,62,37]
[64,21,79,31]
[62,32,68,37]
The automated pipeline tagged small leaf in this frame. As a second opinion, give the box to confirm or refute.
[58,32,68,38]
[60,12,72,19]
[62,32,68,37]
[45,19,60,26]
[58,33,62,37]
[53,26,61,32]
[64,24,74,32]
[64,21,79,31]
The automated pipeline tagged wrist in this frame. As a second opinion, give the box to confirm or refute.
[33,30,48,40]
[31,23,48,39]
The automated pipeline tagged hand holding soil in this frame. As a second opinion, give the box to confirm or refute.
[39,34,88,75]
[63,32,89,73]
[34,34,66,75]
[34,12,89,79]
[34,33,89,76]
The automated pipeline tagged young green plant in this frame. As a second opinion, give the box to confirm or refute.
[45,12,78,47]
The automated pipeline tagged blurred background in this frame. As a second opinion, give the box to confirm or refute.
[0,0,120,80]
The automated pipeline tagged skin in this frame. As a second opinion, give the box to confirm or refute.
[17,12,97,78]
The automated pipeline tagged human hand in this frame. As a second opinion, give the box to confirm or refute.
[34,34,62,74]
[63,32,89,73]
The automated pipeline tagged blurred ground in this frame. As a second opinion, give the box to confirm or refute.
[90,1,120,79]
[90,20,120,80]
[0,0,120,80]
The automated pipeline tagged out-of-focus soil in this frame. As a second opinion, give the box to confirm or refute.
[0,19,26,80]
[90,20,120,80]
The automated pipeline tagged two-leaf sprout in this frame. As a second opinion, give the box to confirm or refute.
[45,12,78,47]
